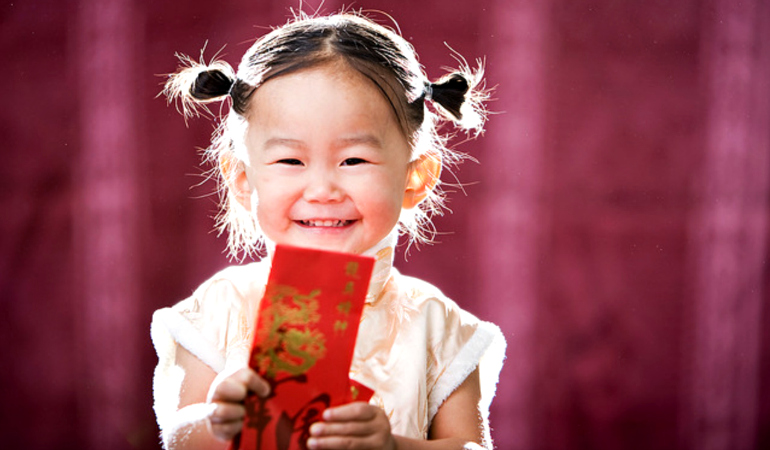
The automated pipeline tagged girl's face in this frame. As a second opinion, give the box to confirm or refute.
[242,63,413,254]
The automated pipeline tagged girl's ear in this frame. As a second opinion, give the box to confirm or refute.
[403,153,442,209]
[220,155,253,210]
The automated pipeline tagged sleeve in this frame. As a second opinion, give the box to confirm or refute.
[420,296,506,448]
[421,297,507,425]
[150,274,259,435]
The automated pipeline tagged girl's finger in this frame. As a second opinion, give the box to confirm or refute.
[208,402,246,424]
[225,367,270,397]
[321,402,378,422]
[209,420,244,442]
[209,376,248,402]
[309,420,372,437]
[244,370,271,398]
[209,368,270,402]
[307,434,391,450]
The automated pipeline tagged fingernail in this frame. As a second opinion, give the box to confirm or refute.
[309,423,323,436]
[322,409,332,420]
[307,437,318,449]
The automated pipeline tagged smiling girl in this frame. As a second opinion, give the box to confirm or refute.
[152,12,505,450]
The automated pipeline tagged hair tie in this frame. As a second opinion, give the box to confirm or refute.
[423,83,433,102]
[228,78,237,97]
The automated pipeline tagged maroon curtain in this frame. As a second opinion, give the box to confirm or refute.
[681,0,770,449]
[2,1,769,449]
[72,0,143,447]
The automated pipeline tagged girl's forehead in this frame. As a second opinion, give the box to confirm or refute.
[251,63,380,110]
[244,63,412,156]
[250,64,400,124]
[258,60,369,94]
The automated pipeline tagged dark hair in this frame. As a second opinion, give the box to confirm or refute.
[164,12,488,258]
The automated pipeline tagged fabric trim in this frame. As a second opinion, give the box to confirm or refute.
[153,308,226,373]
[151,309,181,434]
[476,321,506,418]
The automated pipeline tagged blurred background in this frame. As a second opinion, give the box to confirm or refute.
[2,0,769,449]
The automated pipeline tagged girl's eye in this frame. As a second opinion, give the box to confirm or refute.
[277,158,303,166]
[341,158,368,166]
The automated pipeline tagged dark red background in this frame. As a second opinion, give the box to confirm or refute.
[2,0,769,449]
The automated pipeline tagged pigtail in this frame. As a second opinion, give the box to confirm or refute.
[162,51,263,259]
[425,60,488,135]
[191,69,233,99]
[162,53,236,119]
[428,74,468,120]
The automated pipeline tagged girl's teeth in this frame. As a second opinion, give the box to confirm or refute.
[301,220,348,227]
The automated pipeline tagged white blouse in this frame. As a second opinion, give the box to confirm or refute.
[151,239,506,445]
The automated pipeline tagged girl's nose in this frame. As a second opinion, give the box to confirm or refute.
[303,169,344,203]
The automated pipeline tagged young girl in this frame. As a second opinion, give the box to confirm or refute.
[152,12,506,450]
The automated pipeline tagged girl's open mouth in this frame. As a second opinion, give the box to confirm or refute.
[297,219,354,227]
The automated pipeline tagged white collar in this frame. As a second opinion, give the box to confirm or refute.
[361,231,397,304]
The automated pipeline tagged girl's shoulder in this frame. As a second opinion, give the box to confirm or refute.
[191,261,269,300]
[387,270,505,366]
[152,261,270,372]
[368,270,506,424]
[172,260,269,311]
[156,260,270,347]
[379,269,495,346]
[389,270,471,319]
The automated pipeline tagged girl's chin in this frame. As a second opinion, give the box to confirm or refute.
[277,235,364,255]
[276,222,367,254]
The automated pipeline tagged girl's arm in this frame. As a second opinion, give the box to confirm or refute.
[162,346,269,450]
[308,367,487,450]
[424,366,486,447]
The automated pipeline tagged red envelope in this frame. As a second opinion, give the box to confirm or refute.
[233,245,375,450]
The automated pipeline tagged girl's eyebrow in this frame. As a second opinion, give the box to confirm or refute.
[263,135,384,151]
[334,134,383,150]
[263,137,307,151]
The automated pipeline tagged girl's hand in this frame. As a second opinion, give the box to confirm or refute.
[307,402,396,450]
[205,367,271,442]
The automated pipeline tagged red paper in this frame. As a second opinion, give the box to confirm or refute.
[233,245,375,450]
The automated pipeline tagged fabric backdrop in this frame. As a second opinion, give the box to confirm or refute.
[2,0,769,449]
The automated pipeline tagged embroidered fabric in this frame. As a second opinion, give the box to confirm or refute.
[151,232,506,443]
